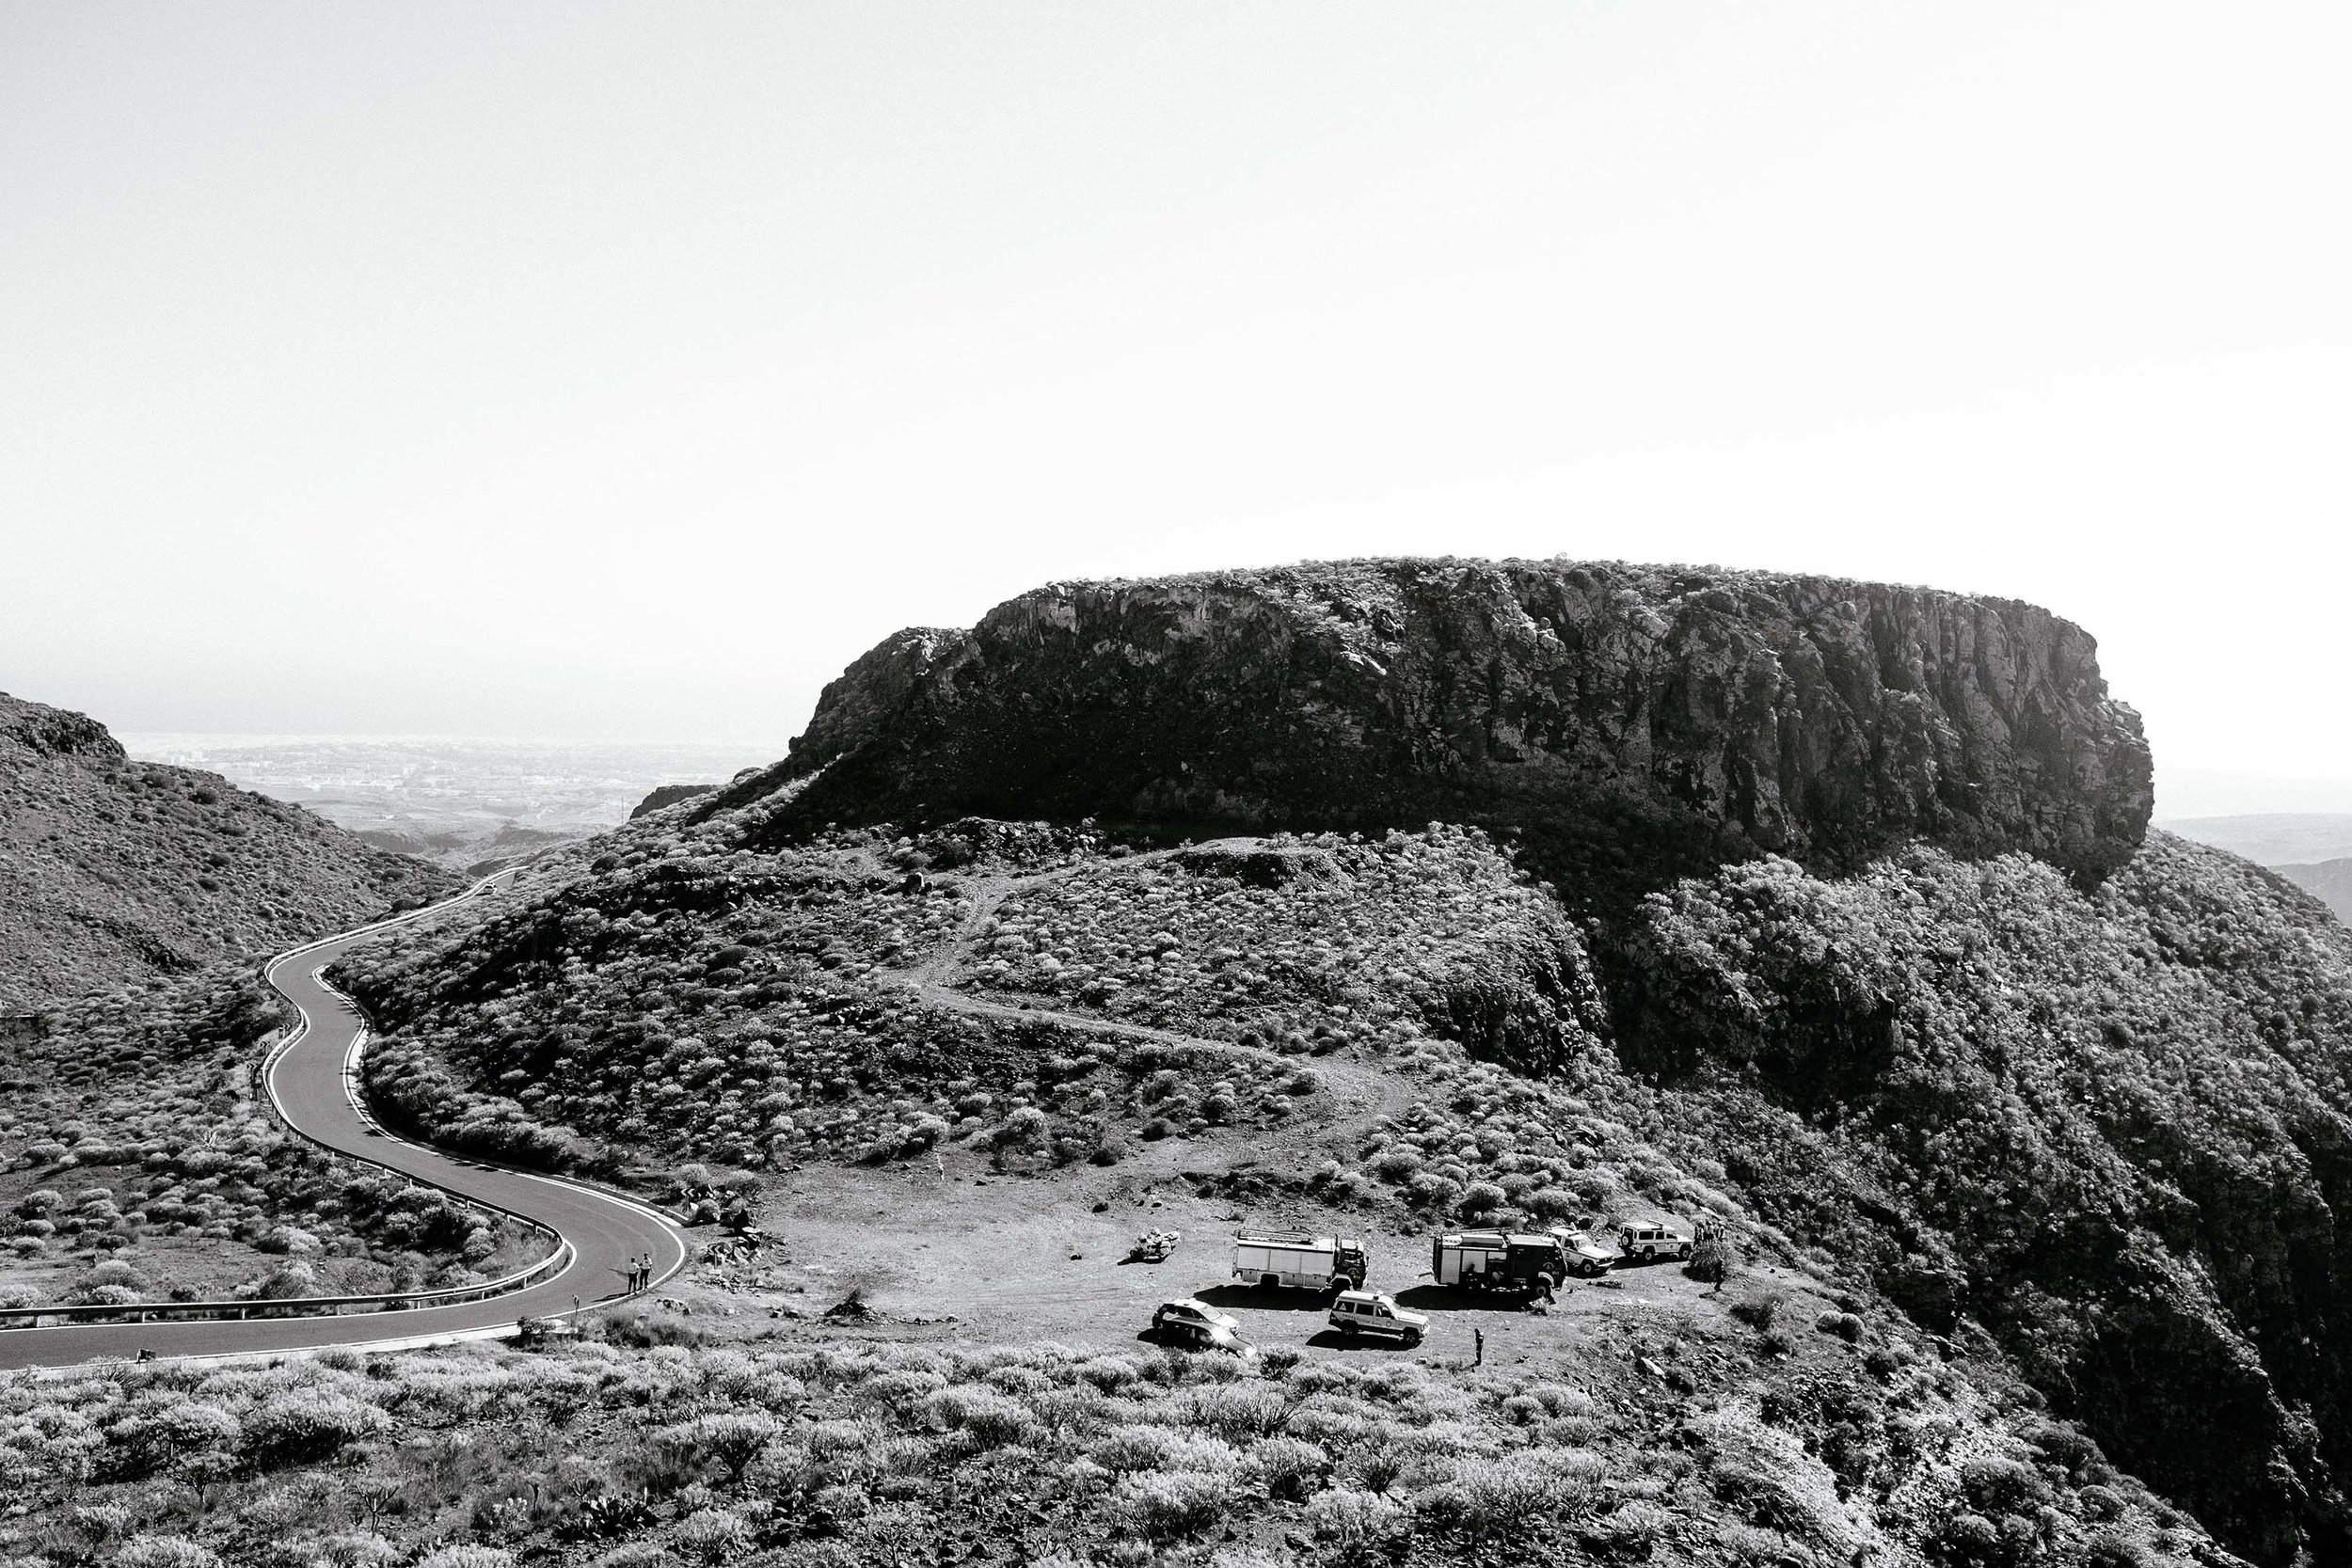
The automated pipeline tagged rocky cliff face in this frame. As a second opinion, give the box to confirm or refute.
[0,690,452,1012]
[628,783,719,820]
[733,559,2153,903]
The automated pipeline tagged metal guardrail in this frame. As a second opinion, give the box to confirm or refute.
[0,876,585,1339]
[0,1239,574,1331]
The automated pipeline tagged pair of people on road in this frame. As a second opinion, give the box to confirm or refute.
[621,1253,656,1293]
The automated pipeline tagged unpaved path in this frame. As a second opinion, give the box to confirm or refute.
[883,853,1418,1152]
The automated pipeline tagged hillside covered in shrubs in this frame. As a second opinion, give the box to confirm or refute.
[0,967,545,1308]
[329,784,2352,1562]
[30,556,2319,1564]
[0,1308,2212,1568]
[0,690,449,1014]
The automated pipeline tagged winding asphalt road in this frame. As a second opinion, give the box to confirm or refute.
[0,879,686,1370]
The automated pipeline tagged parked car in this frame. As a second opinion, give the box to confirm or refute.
[1152,1298,1241,1336]
[1546,1227,1618,1276]
[1616,1220,1692,1262]
[1327,1289,1429,1345]
[1153,1316,1254,1356]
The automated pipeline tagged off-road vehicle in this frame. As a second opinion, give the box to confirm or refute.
[1616,1221,1692,1262]
[1327,1290,1428,1345]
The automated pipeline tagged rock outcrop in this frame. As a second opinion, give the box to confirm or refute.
[722,559,2153,903]
[628,783,719,819]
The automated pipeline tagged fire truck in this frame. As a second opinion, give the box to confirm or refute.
[1430,1231,1572,1295]
[1230,1230,1369,1291]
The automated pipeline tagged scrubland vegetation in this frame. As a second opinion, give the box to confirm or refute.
[0,1306,2205,1568]
[336,824,1319,1186]
[12,738,2344,1560]
[323,795,2352,1562]
[968,828,1609,1078]
[1613,832,2352,1554]
[0,969,541,1307]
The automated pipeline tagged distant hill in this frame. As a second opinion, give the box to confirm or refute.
[0,691,452,1014]
[2159,812,2352,867]
[351,820,577,874]
[2273,858,2352,924]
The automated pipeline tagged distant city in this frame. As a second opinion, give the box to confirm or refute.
[119,734,771,869]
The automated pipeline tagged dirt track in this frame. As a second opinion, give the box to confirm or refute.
[686,854,1781,1370]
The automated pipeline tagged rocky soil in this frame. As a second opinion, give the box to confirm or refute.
[0,691,451,1014]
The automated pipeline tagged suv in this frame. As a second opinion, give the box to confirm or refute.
[1616,1222,1692,1262]
[1327,1290,1430,1346]
[1548,1227,1618,1276]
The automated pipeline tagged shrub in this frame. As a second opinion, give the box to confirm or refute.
[2083,1529,2157,1568]
[113,1538,223,1568]
[1184,1383,1294,1441]
[1115,1468,1237,1542]
[1727,1292,1781,1330]
[1251,1435,1330,1500]
[1076,1355,1143,1393]
[1960,1456,2048,1515]
[102,1397,241,1479]
[562,1491,657,1543]
[1685,1227,1738,1293]
[920,1386,1040,1448]
[242,1391,389,1469]
[1422,1449,1606,1538]
[1815,1310,1865,1342]
[1306,1488,1412,1554]
[673,1507,752,1564]
[653,1412,781,1485]
[413,1549,516,1568]
[1090,1425,1243,1476]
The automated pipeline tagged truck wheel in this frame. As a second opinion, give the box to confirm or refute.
[1536,1274,1557,1296]
[1406,1329,1422,1347]
[1676,1243,1692,1261]
[1341,1320,1359,1338]
[1260,1274,1280,1291]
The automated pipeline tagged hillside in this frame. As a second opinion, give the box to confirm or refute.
[305,558,2350,1567]
[0,691,450,1013]
[2161,814,2352,869]
[37,554,2327,1565]
[323,812,2214,1567]
[0,966,543,1308]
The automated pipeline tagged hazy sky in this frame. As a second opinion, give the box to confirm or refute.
[4,5,2346,814]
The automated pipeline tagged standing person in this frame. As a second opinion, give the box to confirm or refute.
[1473,1326,1485,1367]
